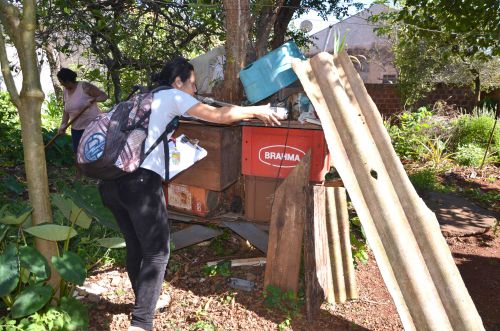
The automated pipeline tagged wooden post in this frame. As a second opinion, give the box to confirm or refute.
[264,151,311,294]
[304,185,335,321]
[335,51,484,331]
[334,187,358,300]
[325,186,346,303]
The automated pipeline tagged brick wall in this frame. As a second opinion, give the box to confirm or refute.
[365,84,401,115]
[365,83,479,115]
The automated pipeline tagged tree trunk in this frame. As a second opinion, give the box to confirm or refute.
[0,0,60,288]
[270,0,299,50]
[254,0,284,58]
[43,43,63,99]
[473,74,481,107]
[110,68,121,102]
[216,0,250,104]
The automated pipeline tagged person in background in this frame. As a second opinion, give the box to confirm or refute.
[57,68,108,153]
[98,57,282,331]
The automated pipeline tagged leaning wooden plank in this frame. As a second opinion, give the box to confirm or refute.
[292,58,416,331]
[336,51,484,331]
[325,186,346,303]
[264,151,311,294]
[333,187,358,300]
[223,221,268,254]
[310,53,452,330]
[171,225,222,251]
[304,185,335,321]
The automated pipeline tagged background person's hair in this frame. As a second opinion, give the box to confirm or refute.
[153,57,194,86]
[57,68,78,83]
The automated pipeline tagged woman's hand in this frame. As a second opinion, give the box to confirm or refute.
[58,125,67,135]
[254,104,283,126]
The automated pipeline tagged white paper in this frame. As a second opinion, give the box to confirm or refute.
[168,134,208,179]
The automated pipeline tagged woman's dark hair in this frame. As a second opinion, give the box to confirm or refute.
[153,57,194,86]
[57,68,77,83]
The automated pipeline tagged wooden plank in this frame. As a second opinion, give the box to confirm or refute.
[223,221,268,253]
[171,225,222,251]
[264,151,311,294]
[333,187,358,300]
[207,257,266,267]
[325,186,346,303]
[304,185,335,321]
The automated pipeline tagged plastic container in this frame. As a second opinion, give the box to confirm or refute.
[242,126,330,182]
[239,41,306,104]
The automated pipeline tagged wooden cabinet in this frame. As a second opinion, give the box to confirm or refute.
[171,121,241,192]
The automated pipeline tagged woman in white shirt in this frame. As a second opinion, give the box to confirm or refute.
[99,57,281,331]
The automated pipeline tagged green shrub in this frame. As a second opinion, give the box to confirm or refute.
[42,94,64,129]
[453,143,490,167]
[450,110,500,157]
[387,107,435,160]
[0,93,23,166]
[409,169,438,192]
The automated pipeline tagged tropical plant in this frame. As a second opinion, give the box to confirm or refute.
[0,193,124,329]
[420,137,454,170]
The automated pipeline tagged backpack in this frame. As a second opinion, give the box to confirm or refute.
[76,86,179,180]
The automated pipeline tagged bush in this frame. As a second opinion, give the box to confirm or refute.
[409,168,438,192]
[386,107,434,160]
[0,92,23,166]
[453,143,492,167]
[450,109,500,158]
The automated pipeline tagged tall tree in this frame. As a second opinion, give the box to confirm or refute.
[373,0,499,105]
[218,0,251,103]
[0,0,59,287]
[37,0,224,102]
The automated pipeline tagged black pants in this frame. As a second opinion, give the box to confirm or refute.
[71,129,85,153]
[99,168,170,330]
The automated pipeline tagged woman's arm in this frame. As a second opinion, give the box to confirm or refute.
[58,111,70,134]
[82,82,108,102]
[186,103,282,126]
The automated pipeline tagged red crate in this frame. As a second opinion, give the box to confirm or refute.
[242,126,329,182]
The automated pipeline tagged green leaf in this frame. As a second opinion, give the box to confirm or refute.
[63,185,119,231]
[52,194,92,229]
[59,296,89,330]
[96,237,126,249]
[0,208,32,225]
[24,224,77,241]
[11,284,52,319]
[0,244,19,296]
[0,224,9,243]
[52,252,86,285]
[19,246,50,280]
[70,204,92,229]
[2,175,25,195]
[52,193,72,220]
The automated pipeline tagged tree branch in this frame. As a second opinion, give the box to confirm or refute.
[0,25,20,106]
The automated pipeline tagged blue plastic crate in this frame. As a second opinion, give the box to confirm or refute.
[239,41,305,104]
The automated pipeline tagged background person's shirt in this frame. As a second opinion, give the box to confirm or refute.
[140,89,199,180]
[63,82,101,130]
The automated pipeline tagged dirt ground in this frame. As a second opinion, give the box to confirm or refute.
[83,224,499,331]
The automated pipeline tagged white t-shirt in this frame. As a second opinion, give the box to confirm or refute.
[140,89,199,179]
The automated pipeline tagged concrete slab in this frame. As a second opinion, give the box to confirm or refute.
[424,192,498,237]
